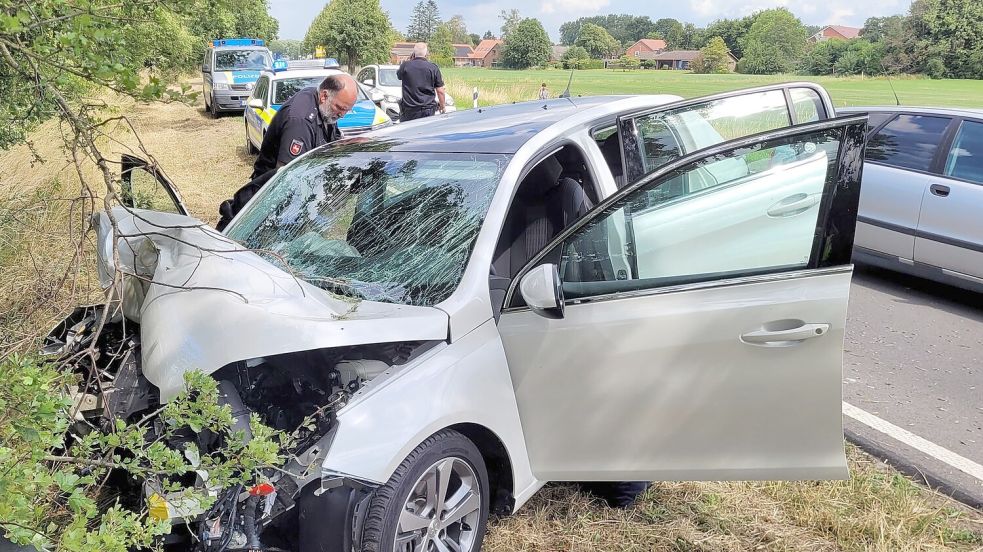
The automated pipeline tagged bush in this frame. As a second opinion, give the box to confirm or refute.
[641,59,658,69]
[574,58,604,69]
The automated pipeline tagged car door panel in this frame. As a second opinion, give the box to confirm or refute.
[914,119,983,279]
[852,163,927,261]
[499,269,852,481]
[499,117,866,482]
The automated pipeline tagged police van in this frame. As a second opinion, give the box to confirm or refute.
[201,38,273,117]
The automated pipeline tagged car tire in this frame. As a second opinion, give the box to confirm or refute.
[360,429,489,552]
[245,122,258,154]
[209,94,219,118]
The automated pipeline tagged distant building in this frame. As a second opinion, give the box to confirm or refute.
[453,43,474,66]
[638,49,738,71]
[624,38,668,60]
[390,42,416,64]
[468,39,504,67]
[808,25,862,43]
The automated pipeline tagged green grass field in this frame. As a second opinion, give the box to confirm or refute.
[441,68,983,110]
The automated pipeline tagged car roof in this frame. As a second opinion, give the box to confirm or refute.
[346,95,676,154]
[839,105,983,119]
[264,68,345,81]
[213,45,269,51]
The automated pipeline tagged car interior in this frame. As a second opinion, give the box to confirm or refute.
[490,145,599,314]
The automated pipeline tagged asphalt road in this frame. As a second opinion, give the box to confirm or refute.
[844,263,983,508]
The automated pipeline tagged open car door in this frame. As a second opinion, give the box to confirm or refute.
[498,116,867,482]
[119,154,189,216]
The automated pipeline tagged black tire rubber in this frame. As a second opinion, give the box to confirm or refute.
[209,94,219,118]
[360,429,489,552]
[245,122,258,154]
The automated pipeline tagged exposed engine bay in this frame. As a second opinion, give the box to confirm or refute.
[43,304,436,550]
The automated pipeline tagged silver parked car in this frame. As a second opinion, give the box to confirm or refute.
[840,106,983,292]
[48,83,866,551]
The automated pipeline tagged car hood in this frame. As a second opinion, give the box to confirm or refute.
[93,208,449,401]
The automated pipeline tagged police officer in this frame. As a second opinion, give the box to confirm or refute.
[250,73,358,179]
[396,43,446,122]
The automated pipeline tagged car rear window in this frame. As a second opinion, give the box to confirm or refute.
[866,114,951,172]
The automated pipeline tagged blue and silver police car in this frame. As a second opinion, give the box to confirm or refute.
[202,38,273,117]
[243,59,392,154]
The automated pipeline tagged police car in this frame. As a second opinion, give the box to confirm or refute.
[243,59,392,154]
[202,38,273,117]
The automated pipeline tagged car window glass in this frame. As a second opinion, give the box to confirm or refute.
[379,68,400,86]
[624,90,791,182]
[864,112,896,131]
[254,77,268,105]
[789,88,824,123]
[866,114,951,171]
[226,148,510,306]
[122,167,180,214]
[214,50,271,71]
[944,120,983,184]
[556,127,842,298]
[273,77,368,105]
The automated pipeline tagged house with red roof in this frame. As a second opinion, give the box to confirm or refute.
[468,39,504,67]
[624,38,668,60]
[808,25,862,42]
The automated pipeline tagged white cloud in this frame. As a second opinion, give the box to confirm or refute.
[541,0,610,15]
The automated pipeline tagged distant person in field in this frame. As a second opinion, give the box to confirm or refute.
[538,82,549,100]
[397,43,446,122]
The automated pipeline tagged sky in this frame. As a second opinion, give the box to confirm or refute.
[268,0,911,42]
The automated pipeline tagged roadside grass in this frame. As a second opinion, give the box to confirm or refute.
[1,81,982,549]
[441,68,983,110]
[485,445,983,551]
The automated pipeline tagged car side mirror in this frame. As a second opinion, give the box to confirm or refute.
[246,98,264,109]
[519,263,564,319]
[363,78,374,87]
[201,64,208,72]
[369,88,384,104]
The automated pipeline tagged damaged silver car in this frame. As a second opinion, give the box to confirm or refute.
[45,83,868,551]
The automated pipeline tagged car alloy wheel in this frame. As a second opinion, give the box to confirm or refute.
[394,457,482,552]
[359,429,489,552]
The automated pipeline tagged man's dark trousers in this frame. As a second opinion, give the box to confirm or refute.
[401,105,437,122]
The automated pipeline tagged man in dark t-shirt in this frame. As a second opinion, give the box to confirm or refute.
[396,43,446,122]
[250,74,357,179]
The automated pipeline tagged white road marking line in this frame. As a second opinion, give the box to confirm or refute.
[843,401,983,483]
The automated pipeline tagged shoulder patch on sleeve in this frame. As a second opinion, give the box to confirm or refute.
[289,139,304,156]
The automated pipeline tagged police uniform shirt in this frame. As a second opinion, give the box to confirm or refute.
[396,58,444,110]
[251,86,340,179]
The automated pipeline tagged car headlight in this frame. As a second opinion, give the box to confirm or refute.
[213,82,230,91]
[384,94,399,103]
[244,82,254,90]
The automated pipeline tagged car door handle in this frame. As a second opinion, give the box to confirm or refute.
[930,184,950,197]
[766,193,820,217]
[741,323,830,345]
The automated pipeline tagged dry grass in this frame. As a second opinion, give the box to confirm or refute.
[1,81,982,550]
[486,446,983,551]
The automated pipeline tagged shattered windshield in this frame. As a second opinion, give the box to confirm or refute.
[226,146,509,306]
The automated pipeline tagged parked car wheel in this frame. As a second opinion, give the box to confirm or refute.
[360,429,489,552]
[209,94,219,118]
[245,122,258,154]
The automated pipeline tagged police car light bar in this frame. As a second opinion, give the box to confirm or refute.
[324,58,340,69]
[212,38,265,47]
[272,59,289,72]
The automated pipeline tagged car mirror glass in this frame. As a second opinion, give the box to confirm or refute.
[519,263,564,319]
